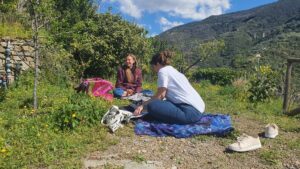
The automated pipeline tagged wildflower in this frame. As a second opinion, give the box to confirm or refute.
[1,148,7,153]
[72,113,76,118]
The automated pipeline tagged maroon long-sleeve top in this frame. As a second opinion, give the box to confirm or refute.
[115,66,142,93]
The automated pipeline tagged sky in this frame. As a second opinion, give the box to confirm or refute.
[99,0,278,37]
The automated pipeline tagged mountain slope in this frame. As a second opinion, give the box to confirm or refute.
[157,0,300,68]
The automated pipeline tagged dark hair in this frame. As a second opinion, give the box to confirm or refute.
[150,50,173,66]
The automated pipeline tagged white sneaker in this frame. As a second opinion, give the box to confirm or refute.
[101,106,138,132]
[107,112,125,132]
[264,123,279,138]
[228,134,262,152]
[119,109,135,123]
[101,105,119,125]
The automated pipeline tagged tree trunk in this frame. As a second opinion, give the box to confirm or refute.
[33,0,39,110]
[17,0,27,12]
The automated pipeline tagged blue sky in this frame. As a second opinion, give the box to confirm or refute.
[99,0,278,37]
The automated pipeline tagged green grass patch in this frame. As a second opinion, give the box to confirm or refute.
[259,150,282,166]
[132,154,146,163]
[286,138,300,150]
[0,22,31,39]
[0,73,299,168]
[0,72,123,168]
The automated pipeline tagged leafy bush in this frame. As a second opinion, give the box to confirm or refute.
[0,88,6,102]
[232,78,250,101]
[0,0,18,13]
[50,11,152,78]
[40,44,77,87]
[192,68,239,86]
[218,84,249,102]
[248,65,280,102]
[218,85,236,96]
[0,22,31,38]
[53,93,109,130]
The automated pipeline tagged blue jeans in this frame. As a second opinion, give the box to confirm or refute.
[145,99,202,124]
[113,88,125,98]
[113,88,154,98]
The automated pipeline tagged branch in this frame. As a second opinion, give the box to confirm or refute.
[183,58,202,74]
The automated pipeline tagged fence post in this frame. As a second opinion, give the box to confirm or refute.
[283,61,292,113]
[283,58,300,113]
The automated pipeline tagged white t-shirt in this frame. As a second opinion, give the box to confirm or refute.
[157,65,205,113]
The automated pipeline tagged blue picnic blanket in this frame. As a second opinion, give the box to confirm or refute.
[134,114,233,138]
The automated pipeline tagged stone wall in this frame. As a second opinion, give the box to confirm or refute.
[0,38,34,82]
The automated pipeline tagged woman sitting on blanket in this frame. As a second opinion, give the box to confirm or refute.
[114,53,143,98]
[134,50,205,124]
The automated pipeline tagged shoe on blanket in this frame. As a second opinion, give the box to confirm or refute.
[264,123,279,138]
[228,134,262,152]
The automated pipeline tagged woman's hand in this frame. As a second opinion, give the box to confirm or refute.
[134,105,143,116]
[126,89,134,96]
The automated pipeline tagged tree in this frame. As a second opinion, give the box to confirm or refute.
[0,0,18,13]
[183,40,225,73]
[50,10,151,78]
[26,0,54,109]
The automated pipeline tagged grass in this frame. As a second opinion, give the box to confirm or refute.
[132,154,146,163]
[0,73,120,168]
[0,22,31,39]
[259,150,283,166]
[0,72,299,168]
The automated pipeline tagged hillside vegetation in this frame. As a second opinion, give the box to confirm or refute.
[158,0,300,69]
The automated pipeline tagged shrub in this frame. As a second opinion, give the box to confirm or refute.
[0,88,6,102]
[192,68,239,86]
[232,78,250,101]
[248,65,280,102]
[215,77,250,101]
[53,93,109,130]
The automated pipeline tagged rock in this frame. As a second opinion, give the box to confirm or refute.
[0,42,7,47]
[22,45,34,52]
[24,52,32,56]
[14,45,22,52]
[13,56,22,61]
[83,159,164,169]
[0,46,5,53]
[25,56,34,62]
[171,165,177,169]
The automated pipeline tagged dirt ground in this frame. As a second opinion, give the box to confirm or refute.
[83,115,300,169]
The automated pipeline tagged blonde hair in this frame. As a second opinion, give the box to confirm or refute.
[127,53,137,65]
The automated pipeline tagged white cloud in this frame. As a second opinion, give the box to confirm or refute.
[159,17,184,31]
[118,0,142,18]
[137,23,151,30]
[147,33,158,38]
[111,0,231,20]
